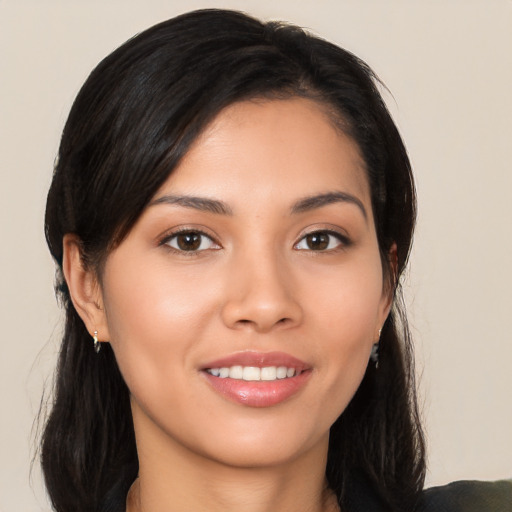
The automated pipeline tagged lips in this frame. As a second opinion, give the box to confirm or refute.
[201,351,311,407]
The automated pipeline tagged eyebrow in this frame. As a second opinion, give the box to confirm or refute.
[149,194,233,215]
[149,191,367,219]
[291,191,368,220]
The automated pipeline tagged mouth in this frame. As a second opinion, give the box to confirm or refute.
[201,351,311,407]
[206,365,303,381]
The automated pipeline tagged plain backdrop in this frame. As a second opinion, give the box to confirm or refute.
[1,1,511,510]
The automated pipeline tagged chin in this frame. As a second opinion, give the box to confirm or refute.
[195,430,328,469]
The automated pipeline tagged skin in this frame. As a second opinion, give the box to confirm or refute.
[64,98,393,512]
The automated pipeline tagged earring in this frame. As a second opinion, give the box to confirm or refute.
[370,343,379,368]
[370,328,382,368]
[93,330,101,353]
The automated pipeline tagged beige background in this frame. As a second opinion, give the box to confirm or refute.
[1,0,511,510]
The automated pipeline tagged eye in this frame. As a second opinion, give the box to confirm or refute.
[164,230,220,252]
[294,230,348,251]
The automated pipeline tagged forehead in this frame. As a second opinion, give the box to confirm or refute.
[159,98,371,212]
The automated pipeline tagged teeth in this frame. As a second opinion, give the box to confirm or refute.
[276,366,287,379]
[207,366,299,381]
[230,365,243,379]
[260,366,276,381]
[243,366,260,381]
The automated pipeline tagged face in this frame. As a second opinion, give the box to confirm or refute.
[97,98,391,468]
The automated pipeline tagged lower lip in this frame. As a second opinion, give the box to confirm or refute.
[202,371,311,407]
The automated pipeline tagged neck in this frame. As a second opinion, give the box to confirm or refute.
[126,408,339,512]
[127,466,339,512]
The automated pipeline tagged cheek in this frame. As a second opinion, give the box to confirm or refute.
[103,256,216,338]
[301,254,383,404]
[304,255,384,340]
[100,257,219,396]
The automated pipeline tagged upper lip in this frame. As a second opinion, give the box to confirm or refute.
[201,351,309,371]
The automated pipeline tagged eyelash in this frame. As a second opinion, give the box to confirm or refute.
[159,228,351,254]
[294,229,351,252]
[159,228,220,255]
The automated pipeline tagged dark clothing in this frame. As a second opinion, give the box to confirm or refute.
[346,475,512,511]
[418,480,512,512]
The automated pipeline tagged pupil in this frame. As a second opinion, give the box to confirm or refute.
[177,232,201,251]
[307,233,329,250]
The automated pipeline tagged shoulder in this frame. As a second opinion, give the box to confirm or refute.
[417,480,512,512]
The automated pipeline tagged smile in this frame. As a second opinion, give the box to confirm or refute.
[201,352,311,407]
[206,366,301,381]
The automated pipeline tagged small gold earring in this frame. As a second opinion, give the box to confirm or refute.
[93,330,101,353]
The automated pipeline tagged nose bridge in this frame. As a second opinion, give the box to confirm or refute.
[221,241,302,332]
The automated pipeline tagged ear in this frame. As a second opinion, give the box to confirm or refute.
[62,234,110,342]
[377,242,398,334]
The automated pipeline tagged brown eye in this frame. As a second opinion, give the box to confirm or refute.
[165,231,219,252]
[305,233,329,250]
[294,230,347,251]
[176,232,201,251]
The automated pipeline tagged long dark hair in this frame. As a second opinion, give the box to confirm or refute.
[42,9,424,512]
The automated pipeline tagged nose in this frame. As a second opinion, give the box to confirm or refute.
[220,250,303,333]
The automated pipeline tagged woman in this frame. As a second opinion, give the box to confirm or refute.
[40,8,509,512]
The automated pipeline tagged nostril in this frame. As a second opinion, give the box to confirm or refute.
[222,296,303,332]
[234,317,291,329]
